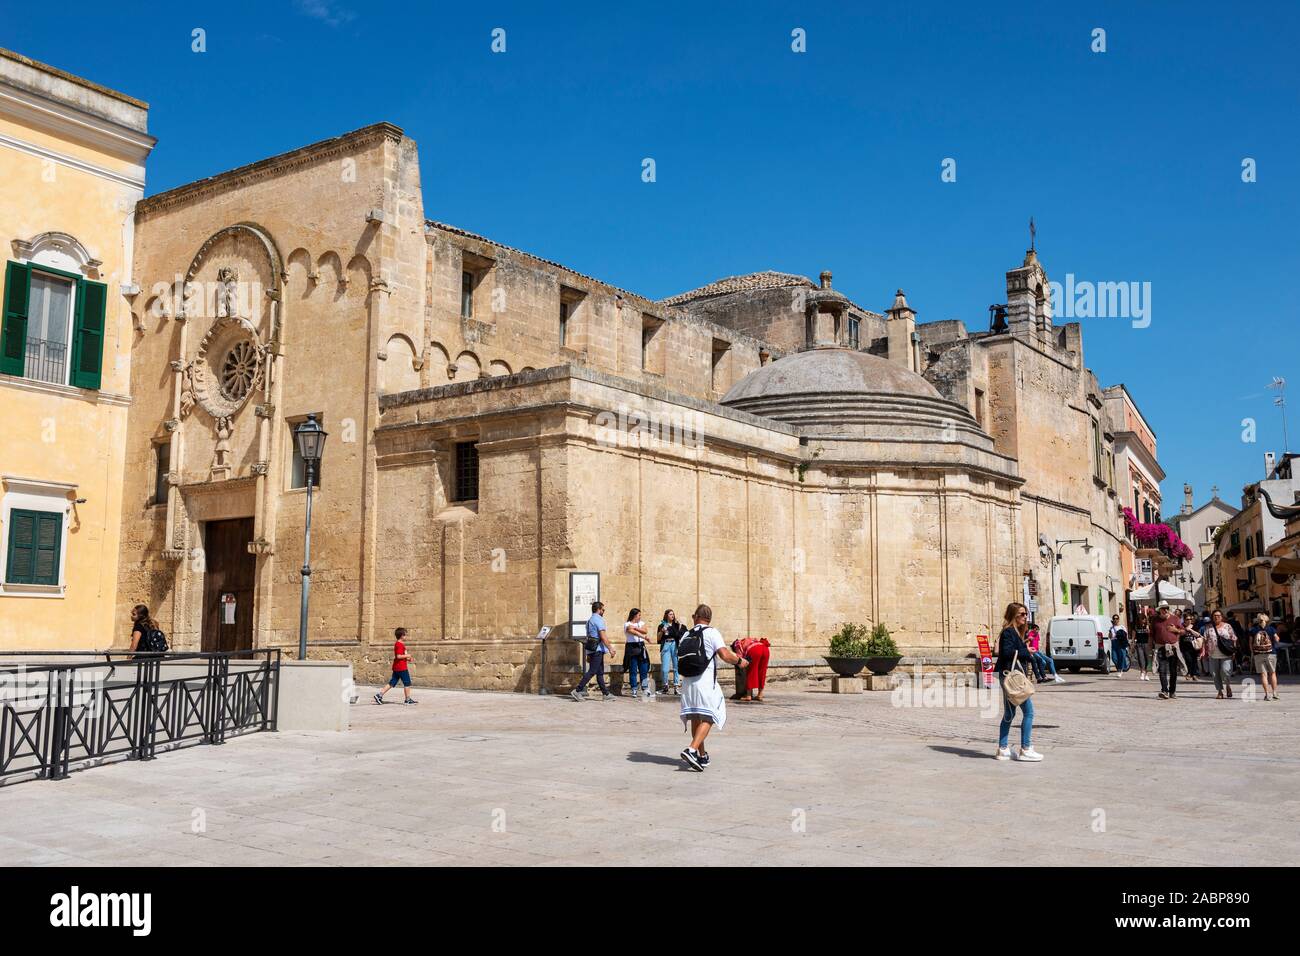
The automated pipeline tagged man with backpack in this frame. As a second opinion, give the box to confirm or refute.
[1250,613,1280,701]
[677,604,746,771]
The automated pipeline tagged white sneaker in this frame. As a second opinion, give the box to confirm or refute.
[1017,747,1044,762]
[995,747,1012,760]
[1113,671,1121,678]
[1054,676,1065,684]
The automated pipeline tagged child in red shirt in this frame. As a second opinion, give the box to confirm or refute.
[374,627,417,704]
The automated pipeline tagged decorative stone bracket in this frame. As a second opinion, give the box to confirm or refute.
[255,402,276,418]
[161,548,189,562]
[250,461,269,477]
[164,418,180,432]
[247,537,273,556]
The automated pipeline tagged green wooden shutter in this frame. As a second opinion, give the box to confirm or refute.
[6,510,37,583]
[1,260,30,377]
[5,509,62,585]
[70,278,107,389]
[33,512,62,585]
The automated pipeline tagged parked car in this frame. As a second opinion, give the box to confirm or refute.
[1046,614,1112,673]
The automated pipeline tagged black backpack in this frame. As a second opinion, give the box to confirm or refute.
[142,627,169,653]
[677,624,715,679]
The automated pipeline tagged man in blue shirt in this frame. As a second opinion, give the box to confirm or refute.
[571,601,614,701]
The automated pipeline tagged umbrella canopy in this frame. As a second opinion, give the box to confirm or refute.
[1225,599,1265,613]
[1129,580,1194,605]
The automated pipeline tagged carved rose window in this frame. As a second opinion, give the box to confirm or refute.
[219,340,259,402]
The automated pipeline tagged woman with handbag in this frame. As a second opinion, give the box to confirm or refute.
[1203,609,1236,699]
[624,608,652,699]
[995,602,1043,762]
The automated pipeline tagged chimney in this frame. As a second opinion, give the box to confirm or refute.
[819,270,832,290]
[1182,483,1193,516]
[885,289,918,372]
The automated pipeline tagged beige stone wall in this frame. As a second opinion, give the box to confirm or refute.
[118,124,426,652]
[363,368,1021,690]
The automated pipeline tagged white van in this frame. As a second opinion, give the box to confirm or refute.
[1046,615,1112,673]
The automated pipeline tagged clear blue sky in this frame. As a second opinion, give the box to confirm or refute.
[11,1,1298,512]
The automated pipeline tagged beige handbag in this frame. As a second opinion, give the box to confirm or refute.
[1002,651,1035,706]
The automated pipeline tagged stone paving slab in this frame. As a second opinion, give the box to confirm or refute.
[0,671,1296,866]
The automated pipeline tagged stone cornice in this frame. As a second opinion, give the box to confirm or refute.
[137,122,404,219]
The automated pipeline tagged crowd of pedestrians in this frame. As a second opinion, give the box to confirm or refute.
[1127,603,1290,702]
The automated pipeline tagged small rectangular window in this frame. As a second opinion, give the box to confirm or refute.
[848,317,860,350]
[711,338,730,393]
[641,315,665,374]
[559,301,569,346]
[454,441,480,502]
[154,442,171,505]
[461,271,475,319]
[974,388,986,428]
[289,415,324,489]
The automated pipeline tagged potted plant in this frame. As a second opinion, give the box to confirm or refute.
[863,623,902,675]
[824,623,871,677]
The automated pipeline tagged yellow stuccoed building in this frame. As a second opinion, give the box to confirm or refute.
[0,49,153,648]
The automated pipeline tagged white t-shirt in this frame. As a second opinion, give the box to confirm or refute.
[683,625,725,680]
[624,621,647,643]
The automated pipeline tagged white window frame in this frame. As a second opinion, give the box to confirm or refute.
[0,476,75,597]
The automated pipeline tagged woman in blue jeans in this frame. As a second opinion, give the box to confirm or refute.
[657,609,685,695]
[624,608,651,698]
[995,602,1043,762]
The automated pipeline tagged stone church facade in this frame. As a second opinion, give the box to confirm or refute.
[116,122,1131,688]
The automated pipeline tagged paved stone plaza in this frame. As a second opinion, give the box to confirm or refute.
[1,671,1296,866]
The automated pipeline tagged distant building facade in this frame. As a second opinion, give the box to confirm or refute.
[0,49,153,648]
[116,123,1147,688]
[1165,486,1236,607]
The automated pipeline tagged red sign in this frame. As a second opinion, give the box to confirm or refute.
[976,635,995,687]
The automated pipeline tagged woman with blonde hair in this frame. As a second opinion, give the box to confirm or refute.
[994,602,1043,762]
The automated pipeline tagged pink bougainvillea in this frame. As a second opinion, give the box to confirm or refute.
[1122,507,1194,562]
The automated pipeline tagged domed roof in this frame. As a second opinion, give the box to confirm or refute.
[720,346,1001,459]
[723,348,943,405]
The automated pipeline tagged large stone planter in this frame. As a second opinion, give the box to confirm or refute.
[824,656,868,678]
[864,656,902,676]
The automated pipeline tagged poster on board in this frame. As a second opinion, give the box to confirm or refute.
[568,572,600,639]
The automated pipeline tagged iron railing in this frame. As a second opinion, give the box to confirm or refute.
[24,336,67,385]
[0,649,279,785]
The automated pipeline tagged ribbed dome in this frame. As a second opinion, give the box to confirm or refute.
[721,347,993,452]
[724,348,942,405]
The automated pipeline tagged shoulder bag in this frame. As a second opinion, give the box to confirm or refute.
[1002,650,1035,706]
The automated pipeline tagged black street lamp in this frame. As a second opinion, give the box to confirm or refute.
[295,414,327,660]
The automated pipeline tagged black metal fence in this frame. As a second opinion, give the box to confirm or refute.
[0,649,279,785]
[24,336,68,385]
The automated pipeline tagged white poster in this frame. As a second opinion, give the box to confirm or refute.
[222,593,237,625]
[568,572,600,639]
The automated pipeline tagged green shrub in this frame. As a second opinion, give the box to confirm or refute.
[865,623,900,657]
[828,622,871,658]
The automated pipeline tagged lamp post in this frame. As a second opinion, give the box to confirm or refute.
[295,414,327,661]
[1051,539,1092,616]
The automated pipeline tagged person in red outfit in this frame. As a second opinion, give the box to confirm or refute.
[730,637,771,702]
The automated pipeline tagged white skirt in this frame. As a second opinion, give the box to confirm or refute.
[679,671,727,732]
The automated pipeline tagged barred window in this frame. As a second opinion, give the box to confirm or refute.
[454,441,479,502]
